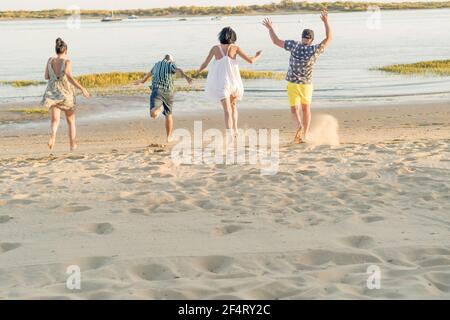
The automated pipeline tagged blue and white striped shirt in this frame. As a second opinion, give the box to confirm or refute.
[151,60,177,91]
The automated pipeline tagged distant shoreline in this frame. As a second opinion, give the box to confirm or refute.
[1,1,449,20]
[0,10,322,22]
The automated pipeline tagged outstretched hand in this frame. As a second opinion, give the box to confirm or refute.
[320,9,329,23]
[194,70,204,78]
[262,18,273,30]
[81,88,91,98]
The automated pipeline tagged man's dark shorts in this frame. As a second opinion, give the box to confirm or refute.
[150,87,174,116]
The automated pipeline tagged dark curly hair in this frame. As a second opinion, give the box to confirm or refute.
[55,38,67,54]
[218,27,237,45]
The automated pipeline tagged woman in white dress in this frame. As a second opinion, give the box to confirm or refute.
[198,27,262,136]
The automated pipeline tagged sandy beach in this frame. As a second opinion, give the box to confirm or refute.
[0,97,449,299]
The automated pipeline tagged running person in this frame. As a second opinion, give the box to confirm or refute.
[198,27,262,137]
[263,10,333,143]
[135,54,193,143]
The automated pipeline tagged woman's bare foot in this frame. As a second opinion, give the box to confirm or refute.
[294,127,303,144]
[48,136,56,150]
[166,136,174,143]
[70,142,78,151]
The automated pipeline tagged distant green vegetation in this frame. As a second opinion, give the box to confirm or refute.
[1,70,284,89]
[77,70,284,88]
[76,72,146,88]
[0,80,46,87]
[187,69,285,80]
[0,70,284,97]
[377,60,450,76]
[1,1,449,19]
[11,107,48,115]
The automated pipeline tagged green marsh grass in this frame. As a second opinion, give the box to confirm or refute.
[376,60,450,76]
[0,80,46,87]
[0,70,284,97]
[11,107,48,115]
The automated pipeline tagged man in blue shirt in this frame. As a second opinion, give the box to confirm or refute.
[263,10,333,143]
[135,54,193,143]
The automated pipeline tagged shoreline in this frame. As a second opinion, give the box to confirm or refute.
[1,99,449,159]
[1,7,450,21]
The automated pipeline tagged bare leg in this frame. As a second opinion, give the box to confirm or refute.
[220,97,233,130]
[301,103,311,139]
[290,105,302,129]
[65,110,77,151]
[48,107,61,150]
[291,105,303,143]
[150,106,163,119]
[230,95,238,135]
[165,114,174,143]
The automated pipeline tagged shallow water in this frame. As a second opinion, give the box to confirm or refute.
[0,9,449,107]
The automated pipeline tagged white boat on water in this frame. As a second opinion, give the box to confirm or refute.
[128,15,138,20]
[101,11,122,22]
[211,16,224,21]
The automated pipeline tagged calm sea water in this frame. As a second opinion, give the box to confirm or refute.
[0,9,449,107]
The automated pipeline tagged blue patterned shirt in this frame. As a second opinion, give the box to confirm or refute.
[284,40,325,84]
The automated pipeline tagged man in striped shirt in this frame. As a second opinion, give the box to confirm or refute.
[135,54,193,143]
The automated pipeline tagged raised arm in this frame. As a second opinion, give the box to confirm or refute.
[236,47,262,64]
[262,18,285,49]
[198,47,215,74]
[135,68,153,85]
[320,10,333,49]
[176,68,193,84]
[64,60,91,98]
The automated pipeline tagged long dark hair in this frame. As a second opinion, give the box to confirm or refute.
[218,27,237,45]
[55,38,67,54]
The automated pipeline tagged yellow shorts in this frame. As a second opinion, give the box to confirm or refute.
[287,82,313,106]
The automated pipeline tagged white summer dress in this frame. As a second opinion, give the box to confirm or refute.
[205,45,244,102]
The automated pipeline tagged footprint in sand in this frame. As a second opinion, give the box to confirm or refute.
[129,208,145,214]
[322,157,340,163]
[6,199,35,205]
[63,205,92,213]
[92,174,113,180]
[0,215,12,223]
[119,178,138,184]
[193,255,234,274]
[296,170,320,177]
[361,215,384,223]
[130,264,178,281]
[0,242,21,253]
[348,172,368,180]
[212,225,244,236]
[299,249,380,266]
[147,143,165,148]
[66,155,85,160]
[85,222,114,235]
[339,235,376,249]
[72,256,112,270]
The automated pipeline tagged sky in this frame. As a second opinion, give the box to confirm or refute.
[0,0,442,11]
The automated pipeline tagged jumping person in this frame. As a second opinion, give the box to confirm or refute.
[198,27,262,138]
[41,38,91,151]
[135,54,193,143]
[263,10,332,143]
